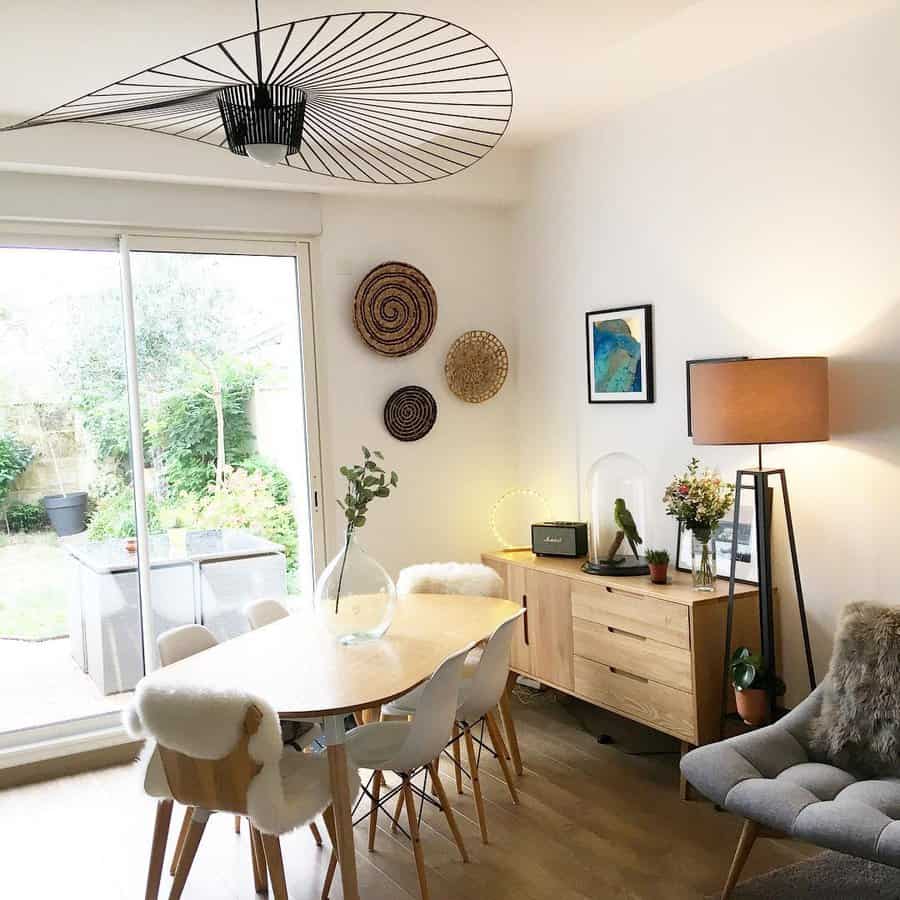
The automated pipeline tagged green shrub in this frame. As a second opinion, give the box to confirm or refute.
[0,432,33,508]
[153,367,257,497]
[240,454,291,506]
[5,502,49,533]
[195,466,297,570]
[87,488,161,540]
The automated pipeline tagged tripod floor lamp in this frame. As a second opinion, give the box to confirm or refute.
[688,357,830,725]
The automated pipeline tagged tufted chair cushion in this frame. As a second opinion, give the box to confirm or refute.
[681,684,900,867]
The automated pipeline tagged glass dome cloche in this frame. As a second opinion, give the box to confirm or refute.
[582,452,651,577]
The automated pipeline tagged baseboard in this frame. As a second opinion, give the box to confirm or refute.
[0,740,142,790]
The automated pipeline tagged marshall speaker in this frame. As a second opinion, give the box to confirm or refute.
[531,521,588,558]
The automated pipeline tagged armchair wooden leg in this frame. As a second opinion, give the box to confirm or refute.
[451,723,464,794]
[722,819,759,899]
[261,833,289,900]
[402,778,431,900]
[427,762,468,863]
[250,826,268,894]
[463,725,489,845]
[500,672,524,776]
[368,769,383,851]
[486,710,519,804]
[309,820,323,847]
[235,815,242,834]
[169,806,193,876]
[145,799,173,900]
[169,811,208,900]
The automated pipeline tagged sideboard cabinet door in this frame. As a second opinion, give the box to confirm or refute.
[506,564,534,675]
[526,569,574,690]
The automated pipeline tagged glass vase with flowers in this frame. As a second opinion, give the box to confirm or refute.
[663,458,734,591]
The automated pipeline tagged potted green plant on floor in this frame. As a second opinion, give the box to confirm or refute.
[730,646,785,726]
[646,549,669,585]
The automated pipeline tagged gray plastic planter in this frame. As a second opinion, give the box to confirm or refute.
[42,491,88,537]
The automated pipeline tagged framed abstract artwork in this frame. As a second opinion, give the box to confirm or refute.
[685,356,748,436]
[585,305,654,403]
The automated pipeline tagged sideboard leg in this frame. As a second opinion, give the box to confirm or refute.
[680,741,695,801]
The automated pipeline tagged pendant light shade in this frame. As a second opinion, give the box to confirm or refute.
[2,11,512,185]
[217,84,307,165]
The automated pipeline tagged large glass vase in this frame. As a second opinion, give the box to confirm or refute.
[314,533,396,644]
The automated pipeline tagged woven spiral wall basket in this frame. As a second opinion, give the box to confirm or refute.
[353,261,437,357]
[445,330,509,403]
[383,386,438,442]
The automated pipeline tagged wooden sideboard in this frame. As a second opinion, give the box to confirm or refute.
[482,550,760,759]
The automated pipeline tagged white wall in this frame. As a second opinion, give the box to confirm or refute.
[514,5,900,704]
[315,195,517,578]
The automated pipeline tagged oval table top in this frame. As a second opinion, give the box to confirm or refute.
[144,593,520,718]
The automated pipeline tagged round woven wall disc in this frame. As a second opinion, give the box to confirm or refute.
[445,330,509,403]
[384,386,438,442]
[354,262,437,357]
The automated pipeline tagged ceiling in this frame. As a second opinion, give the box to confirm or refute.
[1,0,893,148]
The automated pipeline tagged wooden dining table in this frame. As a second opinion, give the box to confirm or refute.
[144,592,521,900]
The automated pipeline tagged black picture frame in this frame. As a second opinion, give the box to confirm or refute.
[685,356,748,435]
[585,304,654,404]
[674,484,773,586]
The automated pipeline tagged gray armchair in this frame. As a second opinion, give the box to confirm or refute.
[681,684,900,898]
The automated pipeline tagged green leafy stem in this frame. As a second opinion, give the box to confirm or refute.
[334,446,398,615]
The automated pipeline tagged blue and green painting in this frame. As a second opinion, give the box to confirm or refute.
[592,318,642,393]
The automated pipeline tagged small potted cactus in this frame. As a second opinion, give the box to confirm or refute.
[646,549,670,585]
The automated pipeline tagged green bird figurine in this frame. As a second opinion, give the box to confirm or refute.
[614,498,643,559]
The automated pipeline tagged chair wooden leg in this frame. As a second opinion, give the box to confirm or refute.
[391,786,404,833]
[451,723,464,794]
[500,673,524,775]
[235,814,242,834]
[309,820,323,847]
[485,710,519,804]
[321,804,339,900]
[402,778,430,900]
[250,826,268,895]
[261,833,289,900]
[169,806,193,876]
[169,812,208,900]
[145,799,173,900]
[722,820,760,899]
[368,769,383,851]
[463,725,489,845]
[427,762,468,863]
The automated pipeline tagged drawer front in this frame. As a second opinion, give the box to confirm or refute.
[574,656,697,743]
[572,584,690,649]
[573,618,693,692]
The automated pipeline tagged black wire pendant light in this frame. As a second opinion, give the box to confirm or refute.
[3,3,512,184]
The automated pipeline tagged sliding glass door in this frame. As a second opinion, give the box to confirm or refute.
[0,234,322,753]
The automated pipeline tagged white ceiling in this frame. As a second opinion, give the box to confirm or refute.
[1,0,893,147]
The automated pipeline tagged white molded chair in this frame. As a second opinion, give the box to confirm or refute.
[345,645,474,900]
[243,598,323,752]
[383,611,524,844]
[129,680,359,900]
[396,563,524,777]
[157,624,217,668]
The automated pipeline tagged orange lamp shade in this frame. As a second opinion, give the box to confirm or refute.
[690,357,829,445]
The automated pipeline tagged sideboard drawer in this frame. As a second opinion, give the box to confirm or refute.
[571,584,690,649]
[574,656,697,743]
[573,618,693,692]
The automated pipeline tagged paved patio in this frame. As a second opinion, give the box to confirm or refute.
[0,636,130,734]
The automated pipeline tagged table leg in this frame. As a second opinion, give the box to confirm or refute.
[325,715,360,900]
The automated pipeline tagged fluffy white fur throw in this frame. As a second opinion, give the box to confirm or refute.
[397,562,504,599]
[125,680,359,835]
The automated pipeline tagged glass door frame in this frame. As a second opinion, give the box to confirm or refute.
[0,224,327,765]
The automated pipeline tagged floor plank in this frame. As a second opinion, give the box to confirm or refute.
[0,693,815,898]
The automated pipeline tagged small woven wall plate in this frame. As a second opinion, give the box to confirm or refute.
[445,330,509,403]
[353,261,437,357]
[383,385,438,442]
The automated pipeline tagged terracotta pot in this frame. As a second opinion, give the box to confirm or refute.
[125,538,138,554]
[649,562,668,585]
[735,687,770,727]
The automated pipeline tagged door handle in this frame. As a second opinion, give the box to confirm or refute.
[609,667,648,684]
[607,626,646,642]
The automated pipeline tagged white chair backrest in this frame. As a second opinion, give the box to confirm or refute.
[157,624,218,667]
[387,644,473,774]
[396,563,504,599]
[245,598,289,630]
[457,611,525,724]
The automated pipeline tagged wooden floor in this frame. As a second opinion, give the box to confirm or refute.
[0,693,815,899]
